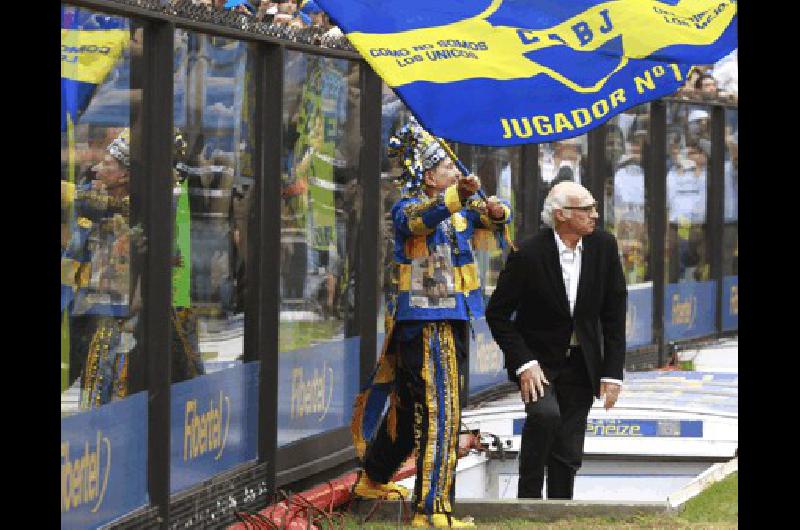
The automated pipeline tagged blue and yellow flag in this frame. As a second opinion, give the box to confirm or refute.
[61,6,129,132]
[314,0,737,145]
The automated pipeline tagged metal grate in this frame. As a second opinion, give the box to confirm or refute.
[167,462,272,530]
[104,462,272,529]
[90,0,356,50]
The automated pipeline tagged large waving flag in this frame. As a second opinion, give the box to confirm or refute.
[314,0,737,145]
[61,6,129,132]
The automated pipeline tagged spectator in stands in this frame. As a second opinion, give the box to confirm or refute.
[612,132,647,283]
[666,128,682,173]
[666,139,707,281]
[712,49,738,103]
[223,0,256,16]
[541,139,583,186]
[256,1,278,21]
[687,108,711,156]
[604,124,625,169]
[299,0,329,29]
[273,1,298,25]
[669,140,707,224]
[696,73,718,101]
[678,67,702,99]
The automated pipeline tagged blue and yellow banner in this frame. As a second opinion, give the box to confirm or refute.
[169,363,260,494]
[315,0,737,145]
[61,6,129,132]
[664,280,717,341]
[61,393,149,530]
[721,275,738,332]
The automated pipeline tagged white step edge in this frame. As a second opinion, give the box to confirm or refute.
[666,456,738,509]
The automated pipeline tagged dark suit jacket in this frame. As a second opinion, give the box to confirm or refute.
[485,228,627,397]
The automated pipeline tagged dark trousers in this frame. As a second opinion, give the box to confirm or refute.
[517,346,595,499]
[363,321,467,515]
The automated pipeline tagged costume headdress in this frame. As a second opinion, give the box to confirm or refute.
[107,128,130,168]
[106,127,189,176]
[387,116,447,196]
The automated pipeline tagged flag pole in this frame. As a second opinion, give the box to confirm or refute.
[437,135,517,252]
[436,136,488,201]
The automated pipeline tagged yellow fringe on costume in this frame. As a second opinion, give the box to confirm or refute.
[416,322,461,516]
[418,324,438,513]
[351,392,369,458]
[471,228,495,252]
[405,235,429,258]
[441,323,460,514]
[351,314,397,459]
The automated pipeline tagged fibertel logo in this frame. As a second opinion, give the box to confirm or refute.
[671,293,697,328]
[61,431,112,513]
[184,390,232,462]
[291,362,334,422]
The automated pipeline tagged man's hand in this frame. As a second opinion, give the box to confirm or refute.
[519,364,549,404]
[486,196,506,221]
[457,173,481,200]
[600,382,621,410]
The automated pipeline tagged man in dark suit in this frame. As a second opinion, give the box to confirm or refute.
[486,181,627,499]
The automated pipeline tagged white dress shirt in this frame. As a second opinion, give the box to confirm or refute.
[666,166,707,224]
[515,230,623,388]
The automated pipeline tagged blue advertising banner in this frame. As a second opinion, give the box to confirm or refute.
[721,275,738,331]
[586,418,702,437]
[278,336,360,446]
[513,417,703,437]
[170,362,259,494]
[664,281,717,342]
[469,317,506,395]
[61,392,148,530]
[626,282,653,349]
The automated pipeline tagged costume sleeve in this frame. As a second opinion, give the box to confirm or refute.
[392,184,465,237]
[600,235,628,381]
[61,218,93,312]
[485,249,536,380]
[464,198,512,231]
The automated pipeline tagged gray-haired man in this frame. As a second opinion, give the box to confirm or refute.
[486,181,627,499]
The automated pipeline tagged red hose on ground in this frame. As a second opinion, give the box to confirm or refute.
[228,458,418,530]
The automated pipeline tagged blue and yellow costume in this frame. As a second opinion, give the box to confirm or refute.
[61,129,137,408]
[61,129,202,409]
[352,119,511,522]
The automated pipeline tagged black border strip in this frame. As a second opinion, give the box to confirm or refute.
[141,17,175,526]
[709,106,726,334]
[358,64,382,389]
[256,42,284,497]
[649,101,667,366]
